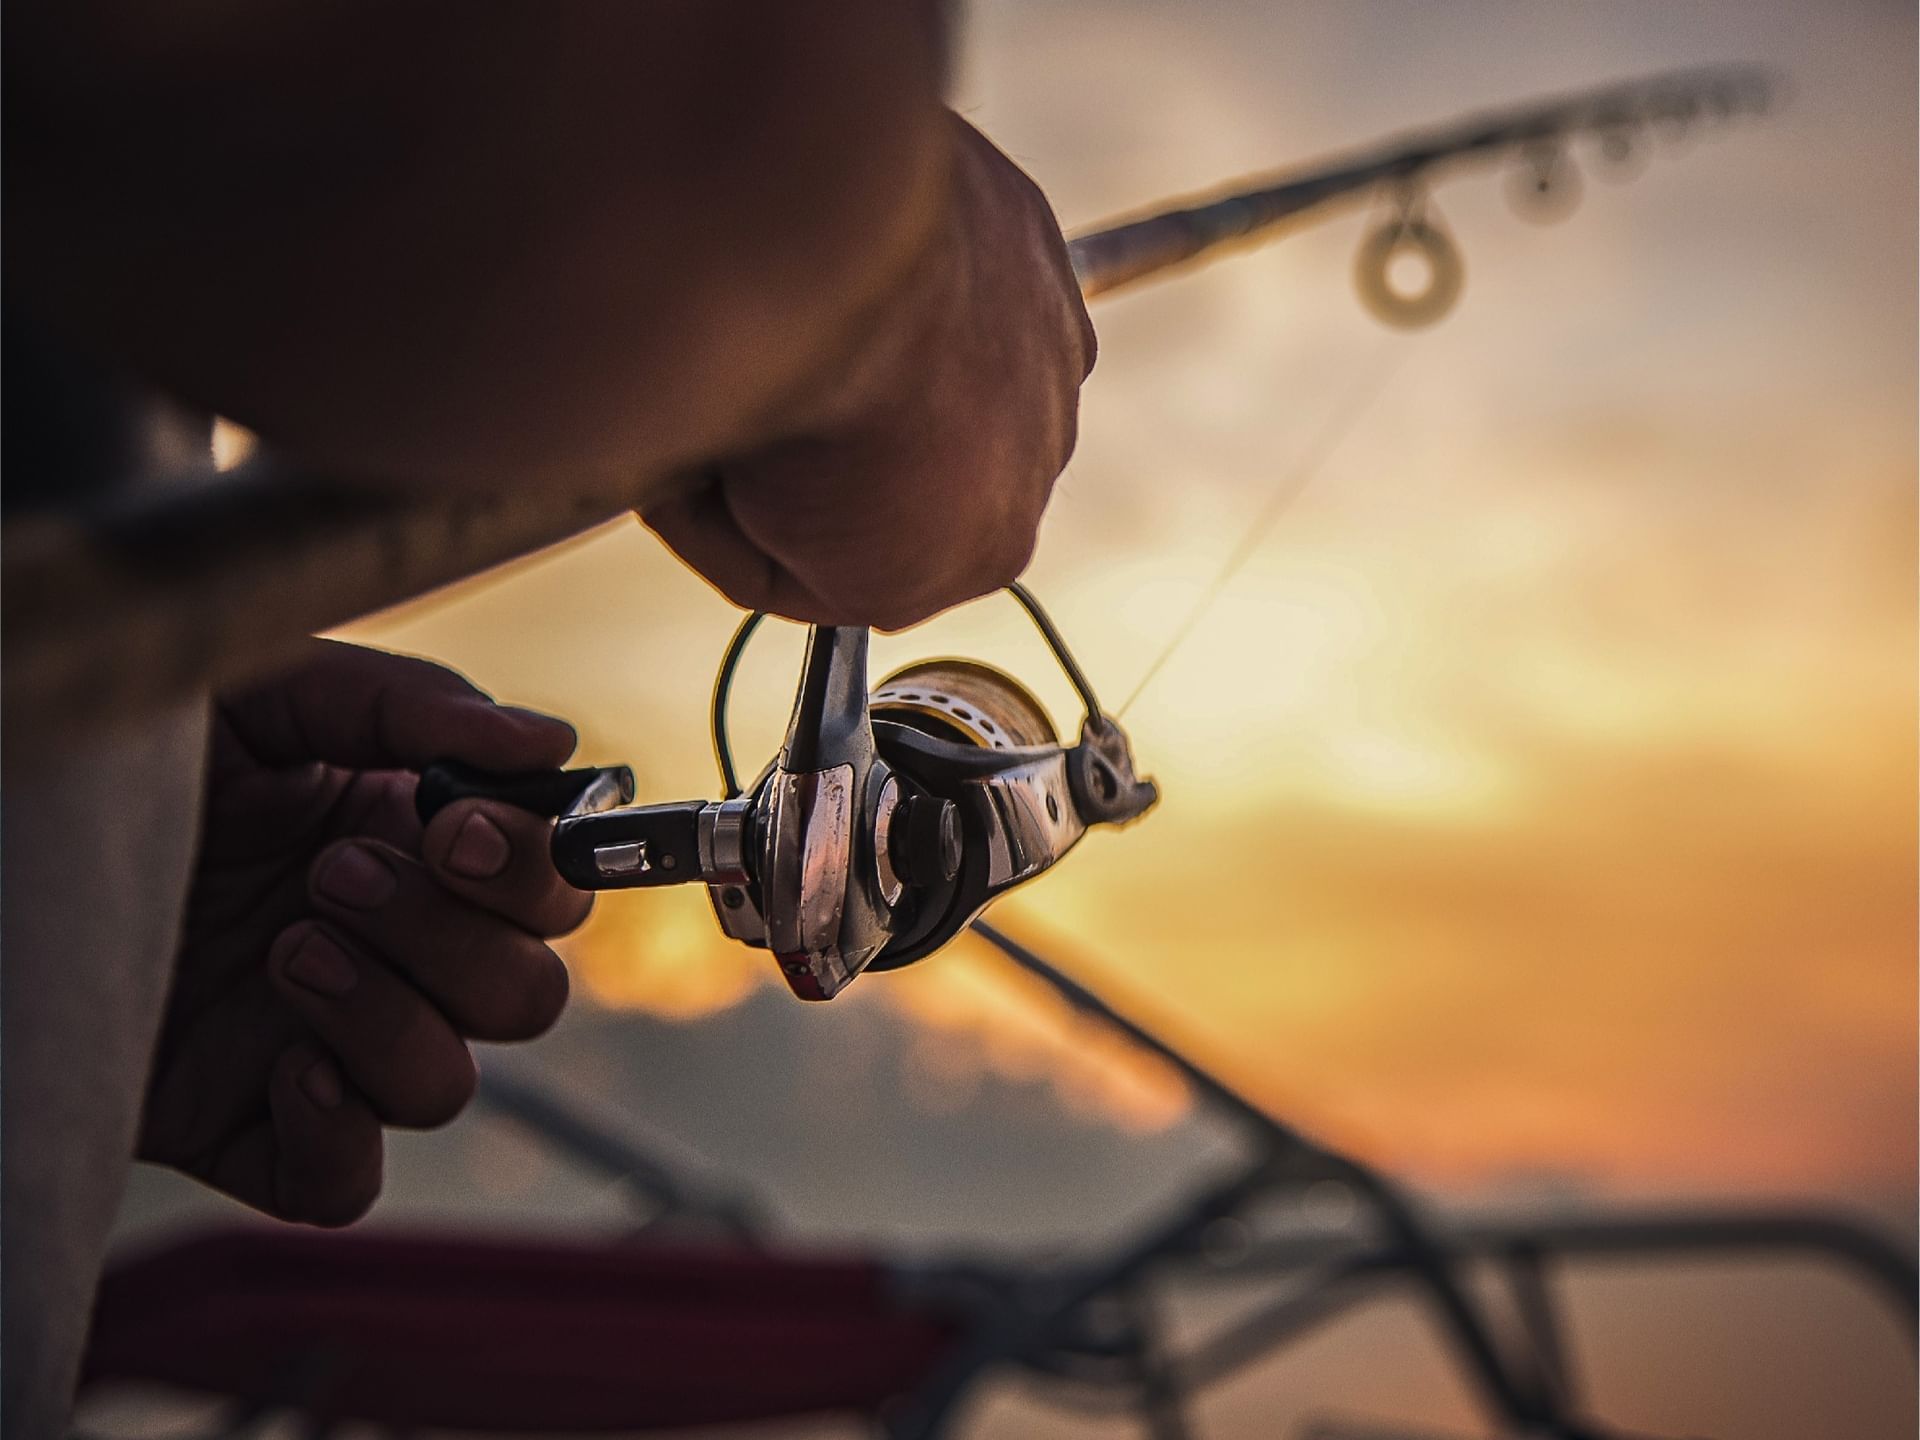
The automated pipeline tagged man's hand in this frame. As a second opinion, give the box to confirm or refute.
[138,641,589,1226]
[14,3,1086,632]
[643,117,1096,632]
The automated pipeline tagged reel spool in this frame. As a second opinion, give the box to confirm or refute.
[870,660,1060,752]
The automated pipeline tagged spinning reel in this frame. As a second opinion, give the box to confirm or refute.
[417,585,1156,1000]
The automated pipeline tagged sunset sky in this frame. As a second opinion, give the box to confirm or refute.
[345,0,1915,1221]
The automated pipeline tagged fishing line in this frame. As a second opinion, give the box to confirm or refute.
[1113,341,1411,720]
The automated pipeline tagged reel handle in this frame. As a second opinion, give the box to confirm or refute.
[415,760,714,891]
[549,800,711,890]
[414,760,636,827]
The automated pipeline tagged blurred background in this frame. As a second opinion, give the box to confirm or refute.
[108,1,1916,1437]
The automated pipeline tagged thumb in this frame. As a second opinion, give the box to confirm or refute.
[219,639,577,774]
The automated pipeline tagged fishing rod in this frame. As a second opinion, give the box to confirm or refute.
[390,65,1780,1005]
[1072,64,1773,301]
[2,66,1773,748]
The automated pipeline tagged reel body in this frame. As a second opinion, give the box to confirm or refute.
[418,587,1155,1001]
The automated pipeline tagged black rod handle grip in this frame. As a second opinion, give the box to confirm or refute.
[414,761,634,826]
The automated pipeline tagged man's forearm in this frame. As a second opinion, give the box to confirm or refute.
[4,1,954,492]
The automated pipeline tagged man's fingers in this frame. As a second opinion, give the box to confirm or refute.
[646,469,1013,631]
[421,799,595,937]
[637,119,1091,633]
[268,922,479,1129]
[642,479,841,621]
[139,981,308,1166]
[305,841,571,1042]
[221,638,578,773]
[269,1044,385,1225]
[201,1043,384,1227]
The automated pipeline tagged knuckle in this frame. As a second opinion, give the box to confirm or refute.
[812,576,907,631]
[544,888,595,940]
[877,569,965,630]
[391,1048,478,1129]
[694,544,784,617]
[305,1170,382,1228]
[516,950,571,1038]
[868,586,938,632]
[467,944,570,1041]
[988,523,1039,590]
[714,569,774,615]
[1053,401,1083,472]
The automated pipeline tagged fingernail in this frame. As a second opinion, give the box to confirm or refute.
[300,1057,344,1110]
[284,930,357,998]
[446,811,511,880]
[316,846,396,909]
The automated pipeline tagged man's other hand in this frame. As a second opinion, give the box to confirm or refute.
[643,117,1096,632]
[138,641,589,1225]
